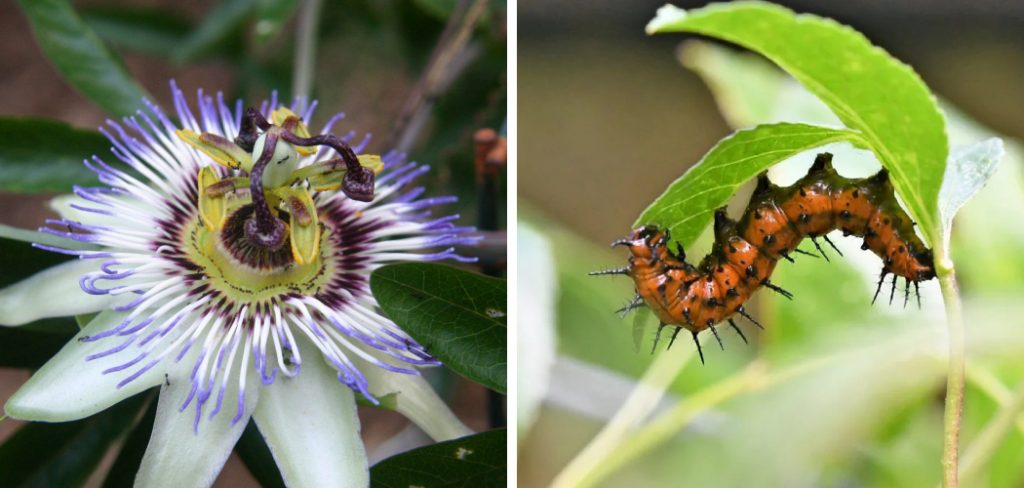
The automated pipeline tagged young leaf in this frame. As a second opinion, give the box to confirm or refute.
[634,122,866,248]
[370,429,506,488]
[648,2,948,247]
[18,0,152,117]
[370,263,507,393]
[939,138,1004,244]
[0,118,109,192]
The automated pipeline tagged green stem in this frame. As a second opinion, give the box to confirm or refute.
[937,251,965,488]
[292,0,323,101]
[549,345,695,488]
[960,375,1024,484]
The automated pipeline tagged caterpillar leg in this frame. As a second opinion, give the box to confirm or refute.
[691,331,705,364]
[728,318,748,344]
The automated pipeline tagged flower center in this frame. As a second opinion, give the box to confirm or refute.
[181,207,335,304]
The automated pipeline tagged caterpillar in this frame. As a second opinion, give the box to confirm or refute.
[592,153,935,363]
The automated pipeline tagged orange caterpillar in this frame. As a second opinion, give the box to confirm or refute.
[592,153,935,362]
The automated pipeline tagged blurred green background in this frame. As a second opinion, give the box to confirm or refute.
[518,1,1024,487]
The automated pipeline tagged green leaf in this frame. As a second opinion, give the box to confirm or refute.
[18,0,152,117]
[235,421,286,488]
[370,429,506,488]
[173,0,258,63]
[634,122,866,247]
[939,138,1004,243]
[648,1,948,248]
[81,6,193,56]
[370,263,507,393]
[0,118,108,193]
[0,393,148,487]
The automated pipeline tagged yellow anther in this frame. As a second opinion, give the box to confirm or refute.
[274,187,321,265]
[197,166,227,231]
[177,130,253,170]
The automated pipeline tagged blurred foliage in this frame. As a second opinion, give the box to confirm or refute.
[1,0,505,484]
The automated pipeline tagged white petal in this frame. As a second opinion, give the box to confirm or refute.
[4,309,165,421]
[361,360,472,442]
[135,359,260,488]
[0,259,115,326]
[253,337,368,488]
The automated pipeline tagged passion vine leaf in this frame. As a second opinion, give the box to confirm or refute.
[370,429,506,488]
[371,263,507,393]
[634,122,866,248]
[648,1,948,248]
[18,0,152,117]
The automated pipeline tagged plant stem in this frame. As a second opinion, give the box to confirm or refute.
[960,377,1024,484]
[292,0,323,101]
[938,254,965,488]
[549,345,695,488]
